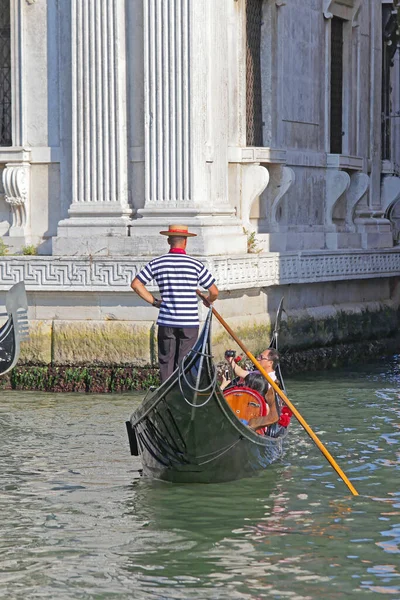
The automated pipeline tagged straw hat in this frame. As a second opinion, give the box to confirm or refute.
[159,224,197,237]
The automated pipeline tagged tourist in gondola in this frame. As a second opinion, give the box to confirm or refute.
[130,224,219,382]
[224,348,280,383]
[220,349,281,429]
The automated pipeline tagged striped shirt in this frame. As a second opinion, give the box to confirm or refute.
[137,252,215,327]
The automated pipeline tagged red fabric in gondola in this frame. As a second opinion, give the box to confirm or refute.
[278,406,292,427]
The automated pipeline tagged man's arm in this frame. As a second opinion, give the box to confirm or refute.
[131,277,161,307]
[226,356,247,379]
[207,283,219,303]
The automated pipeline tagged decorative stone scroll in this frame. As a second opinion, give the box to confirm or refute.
[2,163,30,236]
[346,173,369,229]
[381,175,400,215]
[270,166,295,228]
[323,0,334,19]
[325,170,351,229]
[241,164,269,230]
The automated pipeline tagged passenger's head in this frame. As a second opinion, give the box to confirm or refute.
[256,348,280,370]
[244,372,268,397]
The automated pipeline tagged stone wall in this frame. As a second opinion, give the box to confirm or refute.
[0,253,398,367]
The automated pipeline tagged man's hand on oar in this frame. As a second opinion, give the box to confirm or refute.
[197,289,214,307]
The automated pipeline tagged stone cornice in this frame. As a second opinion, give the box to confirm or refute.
[0,250,399,292]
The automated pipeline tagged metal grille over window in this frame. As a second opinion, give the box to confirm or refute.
[330,17,343,155]
[246,0,263,147]
[0,0,11,147]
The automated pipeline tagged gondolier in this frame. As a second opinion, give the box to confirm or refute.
[131,224,219,382]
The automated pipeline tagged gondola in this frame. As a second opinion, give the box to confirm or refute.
[0,282,29,377]
[126,299,290,484]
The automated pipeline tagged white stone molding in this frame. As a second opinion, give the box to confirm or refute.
[325,170,351,229]
[346,172,370,230]
[26,0,36,4]
[241,164,270,230]
[270,166,295,228]
[62,0,131,226]
[327,154,364,171]
[0,251,399,292]
[2,162,30,236]
[228,147,287,164]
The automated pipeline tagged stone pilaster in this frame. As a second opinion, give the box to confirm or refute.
[53,0,131,255]
[129,0,246,256]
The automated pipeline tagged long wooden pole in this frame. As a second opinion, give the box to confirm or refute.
[199,295,359,496]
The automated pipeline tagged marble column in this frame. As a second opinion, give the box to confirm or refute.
[54,0,131,254]
[130,0,247,255]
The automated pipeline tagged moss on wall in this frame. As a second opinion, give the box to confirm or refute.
[20,321,52,364]
[52,321,152,365]
[9,364,160,393]
[279,303,399,351]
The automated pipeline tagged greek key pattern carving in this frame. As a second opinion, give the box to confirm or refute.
[0,252,398,292]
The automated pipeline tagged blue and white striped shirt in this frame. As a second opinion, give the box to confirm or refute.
[137,253,215,327]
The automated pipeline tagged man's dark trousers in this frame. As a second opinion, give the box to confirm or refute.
[158,326,199,382]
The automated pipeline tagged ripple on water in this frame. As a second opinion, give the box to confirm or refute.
[0,359,399,598]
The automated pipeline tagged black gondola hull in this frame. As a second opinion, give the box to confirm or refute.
[128,310,289,484]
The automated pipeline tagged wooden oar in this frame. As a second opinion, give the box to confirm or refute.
[198,292,359,496]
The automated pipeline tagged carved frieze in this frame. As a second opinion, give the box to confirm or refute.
[0,252,399,292]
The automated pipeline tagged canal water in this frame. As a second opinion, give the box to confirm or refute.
[0,357,399,599]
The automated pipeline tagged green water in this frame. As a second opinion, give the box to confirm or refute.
[0,357,399,599]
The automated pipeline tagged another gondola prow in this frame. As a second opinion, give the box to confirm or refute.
[0,281,29,376]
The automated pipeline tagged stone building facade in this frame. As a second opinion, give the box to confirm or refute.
[0,0,399,366]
